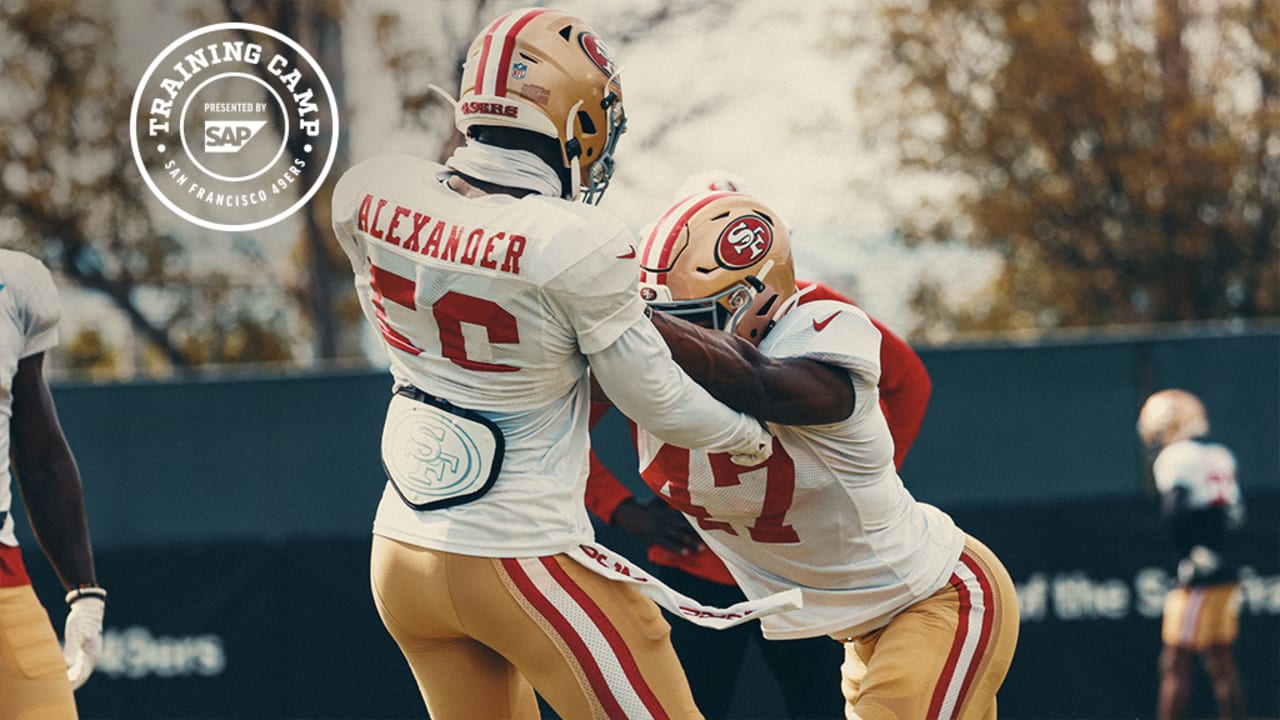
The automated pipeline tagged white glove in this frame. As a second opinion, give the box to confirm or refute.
[730,424,774,466]
[63,588,106,690]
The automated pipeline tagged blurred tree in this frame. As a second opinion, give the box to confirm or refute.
[0,0,299,374]
[219,0,366,361]
[855,0,1280,338]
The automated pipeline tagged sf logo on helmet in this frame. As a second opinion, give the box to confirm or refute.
[715,214,772,269]
[579,32,618,80]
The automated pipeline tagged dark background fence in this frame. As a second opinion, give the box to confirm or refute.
[16,325,1279,719]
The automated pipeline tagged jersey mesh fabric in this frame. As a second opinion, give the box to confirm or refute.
[332,154,641,557]
[636,302,964,639]
[1154,440,1241,510]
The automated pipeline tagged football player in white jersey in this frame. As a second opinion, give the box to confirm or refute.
[0,250,106,718]
[619,191,1020,720]
[1137,389,1246,720]
[329,8,774,720]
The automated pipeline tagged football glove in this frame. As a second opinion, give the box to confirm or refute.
[63,587,106,690]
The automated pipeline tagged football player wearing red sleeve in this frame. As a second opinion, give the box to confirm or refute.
[1,250,106,719]
[585,280,933,718]
[612,191,1020,720]
[1138,391,1246,720]
[331,9,776,719]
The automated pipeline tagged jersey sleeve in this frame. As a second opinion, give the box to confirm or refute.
[330,158,380,271]
[1152,443,1197,495]
[795,282,930,467]
[763,300,882,387]
[7,252,62,358]
[546,223,648,355]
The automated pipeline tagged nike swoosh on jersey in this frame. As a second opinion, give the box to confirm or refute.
[616,245,637,259]
[813,312,840,332]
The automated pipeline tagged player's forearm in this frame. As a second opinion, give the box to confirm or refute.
[649,312,853,425]
[649,311,770,416]
[589,321,768,455]
[15,446,97,590]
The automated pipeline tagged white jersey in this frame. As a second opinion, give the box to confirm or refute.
[0,250,62,549]
[1153,439,1241,511]
[332,153,769,557]
[637,300,965,639]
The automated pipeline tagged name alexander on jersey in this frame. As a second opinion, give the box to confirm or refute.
[357,192,528,276]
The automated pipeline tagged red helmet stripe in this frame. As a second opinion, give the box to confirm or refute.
[641,192,736,285]
[476,8,549,97]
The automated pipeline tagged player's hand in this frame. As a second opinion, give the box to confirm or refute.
[63,589,106,690]
[613,498,704,555]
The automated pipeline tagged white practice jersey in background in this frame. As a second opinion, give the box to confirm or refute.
[0,250,62,549]
[331,153,765,557]
[1154,439,1241,511]
[637,300,965,639]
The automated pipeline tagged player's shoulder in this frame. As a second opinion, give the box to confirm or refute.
[332,153,443,209]
[515,196,634,279]
[1154,439,1210,475]
[762,298,880,378]
[1201,441,1237,466]
[775,299,874,340]
[521,195,630,251]
[0,249,56,299]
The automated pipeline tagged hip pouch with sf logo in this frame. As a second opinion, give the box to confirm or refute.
[381,387,505,510]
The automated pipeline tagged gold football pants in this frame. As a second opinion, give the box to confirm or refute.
[834,535,1019,720]
[1162,583,1240,651]
[0,584,77,720]
[370,534,702,719]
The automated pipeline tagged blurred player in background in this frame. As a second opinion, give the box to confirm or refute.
[1138,389,1246,720]
[330,8,775,719]
[586,172,932,719]
[593,190,1019,720]
[0,249,106,719]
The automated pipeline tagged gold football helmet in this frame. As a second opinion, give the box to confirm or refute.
[638,191,796,344]
[1137,389,1209,447]
[455,7,626,203]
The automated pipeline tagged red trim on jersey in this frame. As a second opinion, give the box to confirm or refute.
[540,557,670,720]
[502,557,628,718]
[0,545,31,587]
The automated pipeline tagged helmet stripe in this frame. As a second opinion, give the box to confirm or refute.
[476,8,549,97]
[641,191,736,285]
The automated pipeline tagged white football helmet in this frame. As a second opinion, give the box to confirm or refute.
[1137,389,1209,447]
[455,7,626,203]
[638,191,796,344]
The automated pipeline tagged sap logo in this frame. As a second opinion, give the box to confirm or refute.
[204,120,268,154]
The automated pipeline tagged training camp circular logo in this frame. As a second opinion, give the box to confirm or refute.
[130,23,339,231]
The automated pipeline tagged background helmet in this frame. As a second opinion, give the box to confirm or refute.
[1137,388,1209,447]
[638,191,796,343]
[456,7,626,202]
